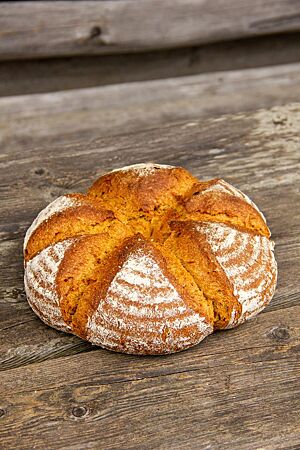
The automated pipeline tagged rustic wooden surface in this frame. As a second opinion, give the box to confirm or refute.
[1,32,300,97]
[0,102,299,449]
[1,62,300,150]
[1,0,300,60]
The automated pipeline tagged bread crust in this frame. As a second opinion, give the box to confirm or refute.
[85,235,212,354]
[165,221,241,329]
[182,179,270,237]
[24,194,119,262]
[24,163,277,355]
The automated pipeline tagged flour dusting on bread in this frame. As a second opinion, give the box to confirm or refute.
[110,162,174,176]
[199,221,277,327]
[87,249,212,354]
[24,196,78,249]
[24,239,75,332]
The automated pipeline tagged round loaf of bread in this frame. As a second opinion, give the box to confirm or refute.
[24,163,277,355]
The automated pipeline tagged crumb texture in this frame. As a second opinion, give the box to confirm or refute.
[24,163,277,355]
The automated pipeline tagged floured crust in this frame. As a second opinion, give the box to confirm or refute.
[24,238,77,332]
[181,179,270,237]
[197,221,277,327]
[24,194,122,262]
[165,221,241,329]
[24,163,277,355]
[85,235,212,354]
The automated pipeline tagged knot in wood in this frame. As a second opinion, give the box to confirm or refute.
[272,113,288,126]
[0,409,6,418]
[71,405,88,418]
[11,288,26,302]
[270,326,290,342]
[89,26,102,39]
[34,168,45,176]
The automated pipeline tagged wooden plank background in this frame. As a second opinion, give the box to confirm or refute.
[1,63,300,150]
[1,0,300,447]
[0,103,299,449]
[1,32,300,97]
[1,0,300,60]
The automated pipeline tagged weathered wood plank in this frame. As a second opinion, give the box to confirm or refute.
[0,306,299,449]
[0,104,299,372]
[1,63,300,149]
[1,305,299,390]
[1,0,300,60]
[1,32,300,97]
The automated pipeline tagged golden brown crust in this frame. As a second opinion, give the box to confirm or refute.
[56,225,133,334]
[181,180,270,237]
[24,164,277,355]
[57,234,213,341]
[88,165,197,238]
[165,221,241,329]
[88,165,197,213]
[24,194,123,262]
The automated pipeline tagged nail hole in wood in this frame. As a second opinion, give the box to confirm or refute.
[34,168,45,176]
[71,405,88,418]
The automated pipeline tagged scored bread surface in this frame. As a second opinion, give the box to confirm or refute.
[87,242,212,354]
[24,163,277,355]
[24,195,78,250]
[194,222,277,327]
[24,239,76,332]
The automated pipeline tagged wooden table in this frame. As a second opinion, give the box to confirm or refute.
[0,103,299,449]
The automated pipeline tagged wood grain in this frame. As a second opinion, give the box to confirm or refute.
[0,103,299,449]
[1,305,299,391]
[1,0,300,60]
[1,32,300,97]
[0,307,299,449]
[1,63,300,150]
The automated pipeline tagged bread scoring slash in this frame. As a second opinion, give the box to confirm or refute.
[24,163,277,355]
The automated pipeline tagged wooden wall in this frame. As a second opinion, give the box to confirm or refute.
[0,32,300,97]
[0,0,300,101]
[0,0,299,146]
[1,0,300,60]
